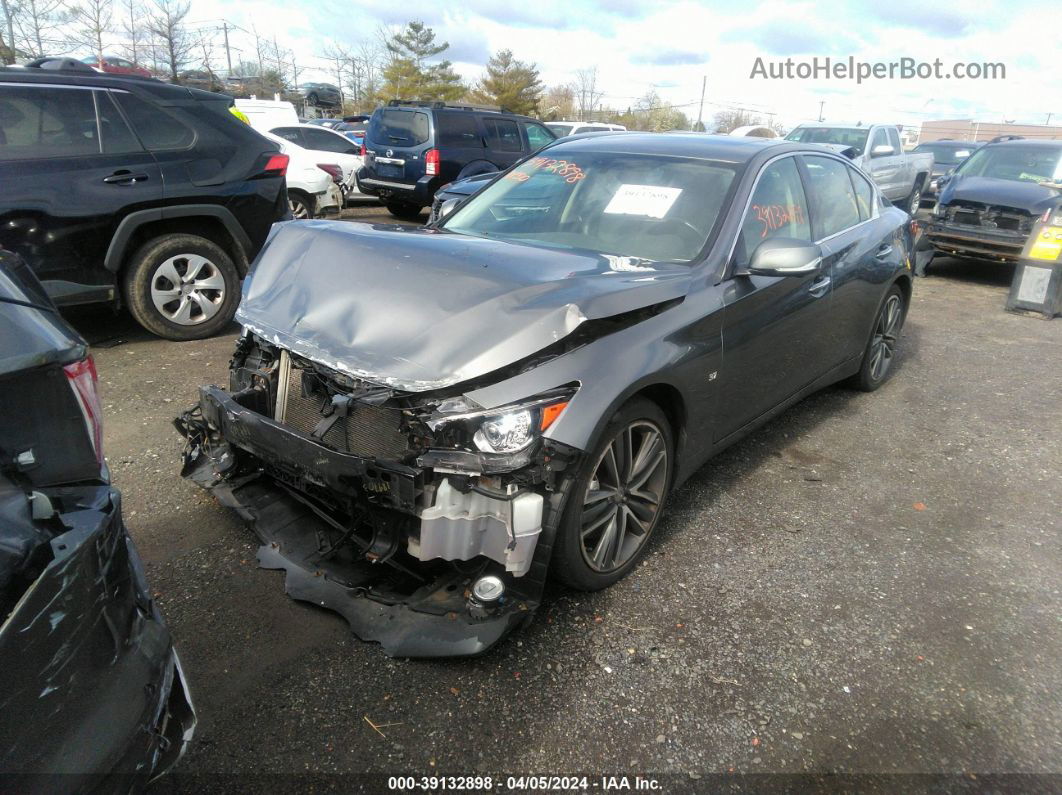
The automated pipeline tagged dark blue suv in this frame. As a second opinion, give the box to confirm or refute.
[356,100,556,220]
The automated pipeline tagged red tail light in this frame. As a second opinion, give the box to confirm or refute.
[63,357,104,467]
[360,143,366,157]
[425,148,440,176]
[260,153,289,178]
[317,163,343,183]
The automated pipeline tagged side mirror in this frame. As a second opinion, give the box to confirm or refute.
[435,198,461,222]
[744,238,823,277]
[871,144,895,157]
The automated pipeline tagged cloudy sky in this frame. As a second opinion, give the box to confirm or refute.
[186,0,1058,132]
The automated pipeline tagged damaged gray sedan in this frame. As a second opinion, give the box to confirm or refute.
[177,134,914,657]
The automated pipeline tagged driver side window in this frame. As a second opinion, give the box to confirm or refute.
[737,157,811,265]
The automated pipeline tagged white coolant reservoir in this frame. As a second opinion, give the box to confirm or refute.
[411,478,544,577]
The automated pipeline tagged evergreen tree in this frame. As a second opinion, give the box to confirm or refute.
[470,49,542,115]
[381,20,464,102]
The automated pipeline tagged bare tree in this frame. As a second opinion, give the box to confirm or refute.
[68,0,112,61]
[8,0,69,58]
[712,108,760,134]
[118,0,143,66]
[1,0,18,63]
[147,0,190,81]
[320,40,350,105]
[574,67,603,122]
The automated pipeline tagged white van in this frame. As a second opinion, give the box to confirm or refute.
[545,121,627,138]
[234,99,299,134]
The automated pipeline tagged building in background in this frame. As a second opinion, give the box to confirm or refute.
[919,119,1062,143]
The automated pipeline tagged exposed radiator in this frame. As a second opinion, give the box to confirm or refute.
[275,351,409,460]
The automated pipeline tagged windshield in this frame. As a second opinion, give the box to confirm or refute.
[546,123,575,137]
[956,145,1062,183]
[785,127,870,149]
[443,152,740,263]
[913,142,976,166]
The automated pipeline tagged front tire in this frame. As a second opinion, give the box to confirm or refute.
[847,285,906,392]
[121,233,240,341]
[552,398,673,591]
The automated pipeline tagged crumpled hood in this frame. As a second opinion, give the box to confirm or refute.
[939,175,1061,213]
[237,221,691,392]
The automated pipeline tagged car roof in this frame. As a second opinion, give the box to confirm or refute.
[0,66,212,100]
[544,131,803,163]
[981,138,1062,150]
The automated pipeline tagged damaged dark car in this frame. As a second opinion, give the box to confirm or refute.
[177,134,914,657]
[1,249,194,786]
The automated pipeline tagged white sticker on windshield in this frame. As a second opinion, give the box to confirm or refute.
[604,184,682,219]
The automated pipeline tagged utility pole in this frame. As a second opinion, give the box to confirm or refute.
[291,58,301,91]
[817,100,825,122]
[695,75,706,132]
[1047,113,1054,126]
[222,22,232,75]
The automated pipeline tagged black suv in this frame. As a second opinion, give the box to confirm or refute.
[0,63,289,340]
[356,100,556,220]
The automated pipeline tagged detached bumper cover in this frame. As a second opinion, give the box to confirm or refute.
[178,386,574,657]
[0,487,195,787]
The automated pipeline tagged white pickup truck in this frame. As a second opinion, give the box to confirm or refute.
[785,123,934,215]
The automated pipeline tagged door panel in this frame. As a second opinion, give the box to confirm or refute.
[717,156,832,439]
[0,86,162,301]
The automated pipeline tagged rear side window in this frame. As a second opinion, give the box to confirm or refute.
[803,155,862,238]
[887,127,902,152]
[848,168,875,221]
[271,127,305,146]
[738,157,811,263]
[483,118,522,152]
[0,86,100,160]
[302,127,354,153]
[437,112,483,147]
[96,91,143,154]
[369,109,429,146]
[112,91,195,150]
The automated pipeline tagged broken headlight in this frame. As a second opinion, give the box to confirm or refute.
[429,390,574,453]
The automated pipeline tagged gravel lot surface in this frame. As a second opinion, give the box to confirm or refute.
[63,205,1062,791]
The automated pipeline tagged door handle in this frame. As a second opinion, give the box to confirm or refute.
[874,244,893,260]
[103,171,149,185]
[809,274,831,297]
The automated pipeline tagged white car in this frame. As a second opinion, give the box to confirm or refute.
[268,123,367,201]
[261,131,343,219]
[545,121,627,137]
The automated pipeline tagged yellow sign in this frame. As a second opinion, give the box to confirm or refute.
[1030,225,1062,260]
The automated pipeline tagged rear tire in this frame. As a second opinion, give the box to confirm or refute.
[386,201,424,221]
[121,233,240,341]
[898,182,923,216]
[552,398,673,591]
[846,285,906,392]
[288,191,314,220]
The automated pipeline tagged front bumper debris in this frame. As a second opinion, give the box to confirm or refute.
[177,385,577,657]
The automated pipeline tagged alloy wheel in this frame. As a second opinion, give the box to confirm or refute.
[580,420,669,573]
[149,254,226,326]
[909,190,922,215]
[289,197,310,219]
[869,294,903,381]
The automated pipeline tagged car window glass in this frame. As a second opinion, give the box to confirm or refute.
[848,167,874,221]
[483,118,522,152]
[887,127,902,151]
[870,128,890,152]
[0,85,100,160]
[271,127,304,146]
[96,91,143,154]
[303,128,351,152]
[523,122,554,150]
[737,157,811,264]
[803,155,862,238]
[369,109,429,146]
[112,91,195,150]
[437,112,483,147]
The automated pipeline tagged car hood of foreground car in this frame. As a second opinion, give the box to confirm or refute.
[939,175,1061,213]
[237,220,693,392]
